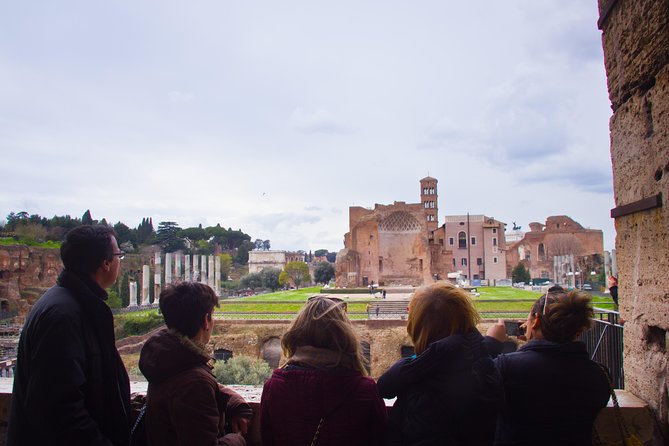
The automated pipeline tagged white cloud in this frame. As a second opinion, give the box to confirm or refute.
[168,91,194,103]
[0,1,616,252]
[288,107,352,134]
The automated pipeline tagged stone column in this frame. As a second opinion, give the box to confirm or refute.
[154,252,162,301]
[208,255,215,289]
[128,280,138,307]
[215,255,221,296]
[201,255,208,284]
[142,265,150,305]
[184,254,191,281]
[193,254,200,282]
[175,253,182,282]
[165,253,173,285]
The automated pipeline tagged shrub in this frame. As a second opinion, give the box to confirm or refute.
[212,355,273,385]
[106,290,123,309]
[119,311,164,337]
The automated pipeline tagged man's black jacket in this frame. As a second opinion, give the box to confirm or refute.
[7,270,131,445]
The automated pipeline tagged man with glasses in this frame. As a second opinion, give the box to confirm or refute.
[8,225,131,446]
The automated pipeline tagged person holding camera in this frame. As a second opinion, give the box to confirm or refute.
[377,282,503,446]
[487,289,610,446]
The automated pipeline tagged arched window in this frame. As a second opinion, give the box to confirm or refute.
[458,231,467,249]
[538,243,546,260]
[214,348,233,362]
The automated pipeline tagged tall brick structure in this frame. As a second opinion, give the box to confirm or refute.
[597,0,669,430]
[335,178,453,287]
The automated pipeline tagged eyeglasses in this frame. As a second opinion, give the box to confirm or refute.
[112,251,125,260]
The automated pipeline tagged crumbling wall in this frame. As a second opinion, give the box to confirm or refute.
[0,246,62,317]
[598,0,669,429]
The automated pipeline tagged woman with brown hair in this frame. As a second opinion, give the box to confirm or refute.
[491,289,610,446]
[377,282,503,446]
[260,296,387,446]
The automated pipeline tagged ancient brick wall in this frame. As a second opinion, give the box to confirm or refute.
[505,216,604,280]
[597,0,669,428]
[0,246,61,317]
[209,319,411,378]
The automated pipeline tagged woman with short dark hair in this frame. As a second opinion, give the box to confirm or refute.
[492,290,610,446]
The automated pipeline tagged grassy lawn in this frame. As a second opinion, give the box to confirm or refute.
[118,286,617,326]
[223,286,323,302]
[216,287,371,316]
[0,237,61,248]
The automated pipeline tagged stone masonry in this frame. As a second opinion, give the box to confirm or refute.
[598,0,669,430]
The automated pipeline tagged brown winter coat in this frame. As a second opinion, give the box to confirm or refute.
[139,329,253,446]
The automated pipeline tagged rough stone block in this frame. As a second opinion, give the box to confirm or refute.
[599,0,669,110]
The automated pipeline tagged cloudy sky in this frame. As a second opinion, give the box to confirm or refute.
[0,1,616,252]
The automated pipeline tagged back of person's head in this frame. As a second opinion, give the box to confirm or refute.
[547,284,565,293]
[60,225,116,275]
[159,282,219,338]
[407,282,480,354]
[282,297,367,375]
[531,290,593,343]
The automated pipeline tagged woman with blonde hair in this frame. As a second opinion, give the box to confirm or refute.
[377,282,503,446]
[260,296,387,446]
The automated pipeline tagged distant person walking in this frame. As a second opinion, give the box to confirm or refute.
[7,225,131,445]
[608,276,619,309]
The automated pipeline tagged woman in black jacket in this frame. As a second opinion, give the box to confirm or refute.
[377,282,503,446]
[491,290,610,446]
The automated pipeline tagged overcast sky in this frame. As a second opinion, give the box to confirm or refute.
[0,1,616,253]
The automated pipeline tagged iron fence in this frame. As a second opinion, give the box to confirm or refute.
[579,308,624,388]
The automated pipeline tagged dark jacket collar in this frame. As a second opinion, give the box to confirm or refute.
[57,269,108,301]
[519,339,588,356]
[139,328,213,384]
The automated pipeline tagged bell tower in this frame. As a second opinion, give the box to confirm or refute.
[420,176,438,232]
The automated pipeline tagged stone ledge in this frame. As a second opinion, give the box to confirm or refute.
[0,378,656,446]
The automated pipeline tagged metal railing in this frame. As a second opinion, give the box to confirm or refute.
[579,308,624,388]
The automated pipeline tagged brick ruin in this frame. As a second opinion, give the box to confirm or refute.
[598,0,669,430]
[0,246,61,319]
[335,177,453,287]
[505,215,605,282]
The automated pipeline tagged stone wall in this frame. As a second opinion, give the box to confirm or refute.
[0,246,61,318]
[598,0,669,429]
[208,319,412,378]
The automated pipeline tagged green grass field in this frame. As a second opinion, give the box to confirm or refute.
[0,237,61,248]
[117,286,617,328]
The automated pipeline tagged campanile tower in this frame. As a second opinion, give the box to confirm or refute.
[420,176,438,232]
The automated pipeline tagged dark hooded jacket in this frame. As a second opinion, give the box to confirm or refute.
[493,339,610,446]
[377,330,503,446]
[260,366,387,446]
[139,328,252,446]
[7,270,131,446]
